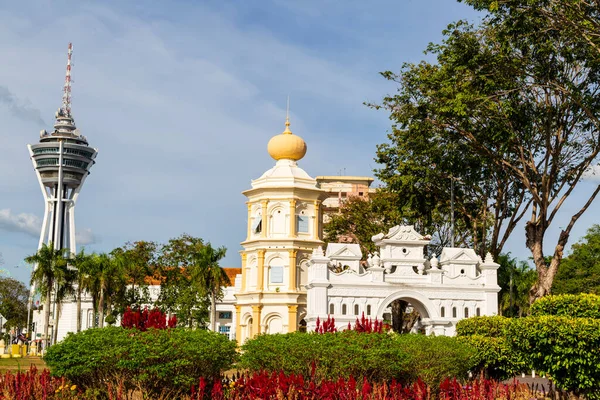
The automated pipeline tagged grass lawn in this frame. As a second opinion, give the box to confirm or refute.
[0,356,47,372]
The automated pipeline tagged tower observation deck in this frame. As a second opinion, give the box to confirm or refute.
[27,43,98,253]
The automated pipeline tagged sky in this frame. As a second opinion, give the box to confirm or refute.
[0,0,598,284]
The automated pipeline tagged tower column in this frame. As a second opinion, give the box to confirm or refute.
[246,202,253,240]
[288,305,298,333]
[252,305,262,336]
[288,249,297,292]
[241,252,247,292]
[289,199,296,237]
[261,200,268,238]
[257,249,265,291]
[235,305,242,345]
[313,200,321,240]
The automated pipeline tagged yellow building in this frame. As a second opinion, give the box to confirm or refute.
[235,117,327,344]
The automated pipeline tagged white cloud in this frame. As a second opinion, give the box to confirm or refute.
[0,209,41,238]
[76,228,98,246]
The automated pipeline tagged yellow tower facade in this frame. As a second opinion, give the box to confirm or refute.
[235,118,327,344]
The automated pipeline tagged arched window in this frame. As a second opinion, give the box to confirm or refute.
[464,308,469,318]
[440,307,445,318]
[342,304,347,315]
[476,308,481,317]
[296,209,309,233]
[366,305,371,316]
[329,303,334,314]
[354,304,359,315]
[452,307,457,318]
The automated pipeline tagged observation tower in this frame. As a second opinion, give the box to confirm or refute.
[27,43,97,254]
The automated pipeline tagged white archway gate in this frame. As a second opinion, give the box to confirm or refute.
[305,225,500,336]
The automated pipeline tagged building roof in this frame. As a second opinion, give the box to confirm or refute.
[224,268,241,286]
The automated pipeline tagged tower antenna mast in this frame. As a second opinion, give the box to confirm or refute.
[61,43,73,117]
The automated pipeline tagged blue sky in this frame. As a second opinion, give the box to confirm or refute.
[1,0,598,283]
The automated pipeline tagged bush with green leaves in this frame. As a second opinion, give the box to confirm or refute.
[45,327,237,398]
[530,293,600,318]
[393,334,476,388]
[505,316,600,398]
[455,316,510,337]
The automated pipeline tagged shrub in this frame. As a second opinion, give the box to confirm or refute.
[45,327,237,398]
[393,334,477,388]
[455,315,510,337]
[506,316,600,397]
[239,331,410,382]
[530,293,600,318]
[458,335,528,380]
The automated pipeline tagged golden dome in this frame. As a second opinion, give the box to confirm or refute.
[267,118,307,161]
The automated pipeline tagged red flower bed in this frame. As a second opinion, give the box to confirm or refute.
[0,366,80,400]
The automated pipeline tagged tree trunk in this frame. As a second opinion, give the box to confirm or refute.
[43,285,51,351]
[53,304,61,345]
[76,284,82,333]
[98,286,105,328]
[211,291,217,332]
[391,299,407,333]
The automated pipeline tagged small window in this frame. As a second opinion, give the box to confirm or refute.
[358,192,364,196]
[464,308,469,318]
[218,326,231,335]
[452,307,457,318]
[253,218,262,234]
[219,312,232,319]
[366,305,371,316]
[296,216,309,233]
[476,308,481,317]
[270,266,284,283]
[329,304,334,314]
[342,304,347,315]
[441,307,445,318]
[354,304,359,315]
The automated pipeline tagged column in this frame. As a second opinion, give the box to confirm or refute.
[246,203,252,239]
[241,252,247,292]
[257,250,265,291]
[288,250,297,292]
[235,305,242,345]
[252,305,262,336]
[289,199,297,237]
[313,200,321,240]
[261,200,268,238]
[288,305,298,333]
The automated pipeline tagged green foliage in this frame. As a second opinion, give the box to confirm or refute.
[0,277,29,329]
[393,334,476,388]
[496,254,537,317]
[553,225,600,295]
[531,293,600,319]
[44,327,237,398]
[239,332,475,387]
[459,335,527,380]
[239,331,410,382]
[506,316,600,397]
[455,316,510,337]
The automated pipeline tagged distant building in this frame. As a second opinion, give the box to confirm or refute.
[316,176,376,223]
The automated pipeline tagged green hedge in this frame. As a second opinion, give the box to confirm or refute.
[505,316,600,397]
[239,332,475,387]
[531,293,600,318]
[45,327,237,398]
[455,316,510,337]
[458,335,528,380]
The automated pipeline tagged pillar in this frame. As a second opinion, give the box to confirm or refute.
[241,252,247,292]
[246,202,252,239]
[288,250,297,291]
[313,200,321,240]
[288,305,298,333]
[235,305,242,345]
[261,200,268,238]
[257,250,265,291]
[289,199,296,237]
[252,305,262,336]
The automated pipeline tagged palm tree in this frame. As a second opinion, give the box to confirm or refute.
[25,242,68,349]
[52,265,77,344]
[193,244,229,332]
[70,250,94,332]
[498,254,537,317]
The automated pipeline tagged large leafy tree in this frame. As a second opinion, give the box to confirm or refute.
[378,1,600,300]
[111,241,157,310]
[0,277,29,330]
[553,224,600,295]
[25,243,68,348]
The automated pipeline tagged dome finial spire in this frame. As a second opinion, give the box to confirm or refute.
[283,96,292,134]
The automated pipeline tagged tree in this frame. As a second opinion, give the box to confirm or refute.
[70,250,95,332]
[553,224,600,295]
[111,241,157,311]
[497,254,537,317]
[377,2,600,300]
[193,243,229,332]
[51,263,76,344]
[0,278,29,330]
[25,243,68,348]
